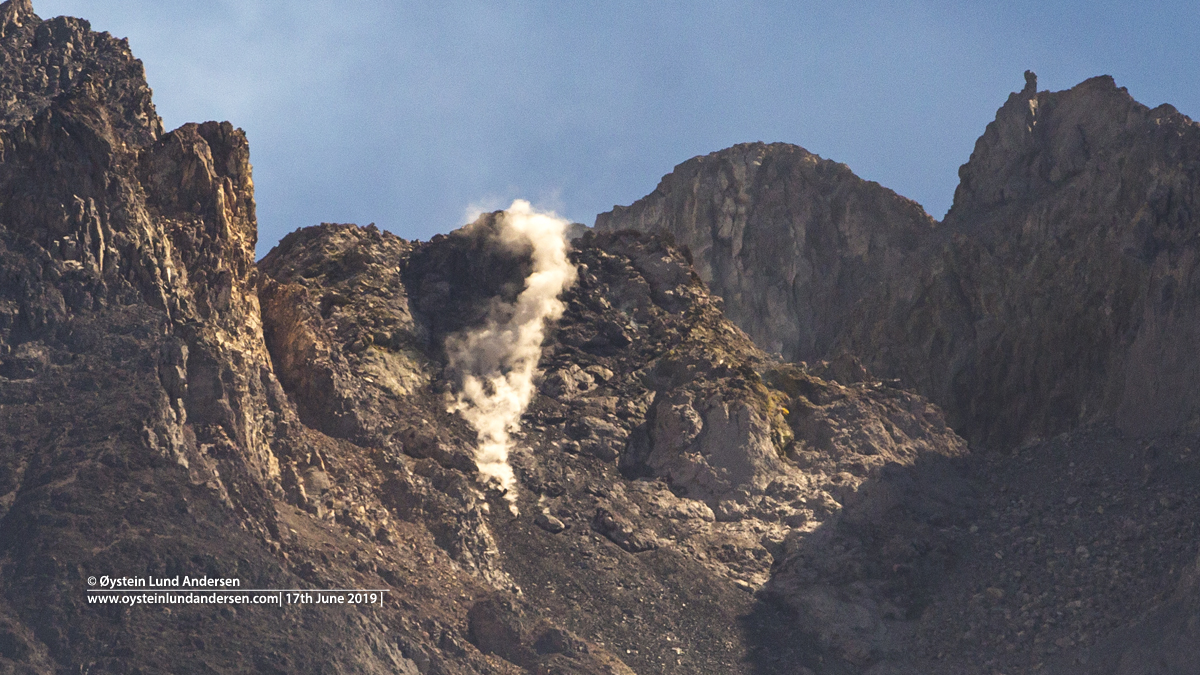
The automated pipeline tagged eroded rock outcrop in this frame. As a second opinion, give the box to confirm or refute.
[599,74,1200,451]
[255,220,970,674]
[839,73,1200,447]
[596,142,935,362]
[5,1,1199,671]
[0,5,519,672]
[599,72,1200,671]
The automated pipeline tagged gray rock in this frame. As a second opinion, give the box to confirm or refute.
[596,141,933,365]
[543,364,595,398]
[599,74,1200,450]
[568,415,628,462]
[534,513,566,533]
[591,508,658,553]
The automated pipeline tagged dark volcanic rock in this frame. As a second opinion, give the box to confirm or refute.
[0,0,159,144]
[5,2,1199,672]
[0,4,514,673]
[839,73,1200,448]
[257,221,968,674]
[599,75,1200,451]
[599,72,1200,672]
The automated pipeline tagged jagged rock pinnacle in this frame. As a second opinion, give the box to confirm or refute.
[0,0,33,24]
[1023,69,1038,95]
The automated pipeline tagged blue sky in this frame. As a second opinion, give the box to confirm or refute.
[35,1,1200,257]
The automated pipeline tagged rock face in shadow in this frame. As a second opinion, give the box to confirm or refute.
[1047,563,1200,675]
[840,74,1200,448]
[598,74,1200,452]
[598,72,1200,672]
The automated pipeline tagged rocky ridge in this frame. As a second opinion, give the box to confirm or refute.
[0,1,1198,673]
[599,71,1200,672]
[0,3,973,672]
[257,219,971,673]
[595,142,935,365]
[598,72,1200,450]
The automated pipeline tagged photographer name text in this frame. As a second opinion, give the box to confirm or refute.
[96,575,241,589]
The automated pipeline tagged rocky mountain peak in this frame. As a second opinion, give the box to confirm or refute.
[0,0,33,34]
[603,72,1200,449]
[596,140,936,363]
[0,0,161,144]
[946,71,1192,229]
[0,7,974,667]
[1,6,1199,673]
[596,72,1200,671]
[912,72,1200,442]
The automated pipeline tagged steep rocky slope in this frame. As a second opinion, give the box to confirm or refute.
[594,142,935,364]
[842,72,1200,448]
[0,2,976,672]
[0,2,429,671]
[3,1,1199,672]
[258,221,971,674]
[599,72,1200,671]
[598,73,1200,450]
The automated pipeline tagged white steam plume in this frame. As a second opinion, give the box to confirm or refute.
[446,199,577,514]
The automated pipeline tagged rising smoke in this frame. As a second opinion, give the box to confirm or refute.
[445,200,577,514]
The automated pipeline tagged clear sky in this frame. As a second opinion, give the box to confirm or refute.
[35,0,1200,257]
